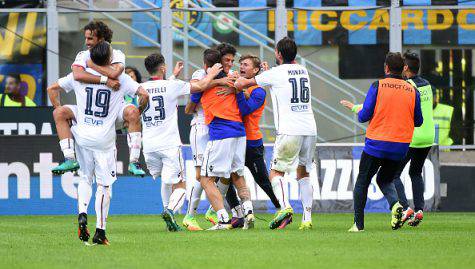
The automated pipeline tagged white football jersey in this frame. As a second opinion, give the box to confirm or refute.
[190,69,206,126]
[58,70,139,151]
[72,49,125,70]
[255,64,317,136]
[140,79,191,153]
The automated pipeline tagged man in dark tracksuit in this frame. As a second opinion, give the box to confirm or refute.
[225,55,281,228]
[393,51,435,227]
[342,52,423,232]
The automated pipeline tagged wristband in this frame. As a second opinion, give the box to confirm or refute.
[352,104,363,113]
[100,75,108,84]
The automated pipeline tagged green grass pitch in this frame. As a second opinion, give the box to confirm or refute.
[1,213,474,269]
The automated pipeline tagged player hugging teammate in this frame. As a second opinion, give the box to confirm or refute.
[48,20,320,244]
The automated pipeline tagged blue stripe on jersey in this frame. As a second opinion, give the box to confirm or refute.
[208,117,246,141]
[247,138,263,148]
[363,138,410,161]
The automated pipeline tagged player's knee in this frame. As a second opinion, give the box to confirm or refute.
[220,177,231,185]
[97,185,112,198]
[53,106,70,121]
[124,106,140,122]
[296,166,309,179]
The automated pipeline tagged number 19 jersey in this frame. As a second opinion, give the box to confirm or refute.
[58,71,139,151]
[140,79,191,153]
[255,64,317,136]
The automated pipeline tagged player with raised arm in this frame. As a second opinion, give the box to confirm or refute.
[51,21,146,177]
[198,49,255,230]
[47,41,149,245]
[182,44,240,230]
[233,55,281,211]
[141,53,223,232]
[235,37,317,230]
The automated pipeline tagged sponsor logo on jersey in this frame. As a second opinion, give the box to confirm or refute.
[84,117,104,126]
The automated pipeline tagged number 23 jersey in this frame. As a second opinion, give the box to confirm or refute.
[140,79,191,153]
[58,71,139,151]
[255,64,317,136]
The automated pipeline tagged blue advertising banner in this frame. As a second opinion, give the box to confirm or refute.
[0,136,440,215]
[131,0,475,46]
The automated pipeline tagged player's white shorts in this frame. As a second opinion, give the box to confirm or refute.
[64,103,134,129]
[190,124,209,167]
[271,134,317,173]
[144,146,185,184]
[201,136,246,179]
[75,144,118,187]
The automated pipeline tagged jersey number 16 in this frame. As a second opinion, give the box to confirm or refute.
[289,77,310,104]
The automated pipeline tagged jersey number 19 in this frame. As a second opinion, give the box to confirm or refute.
[84,87,111,117]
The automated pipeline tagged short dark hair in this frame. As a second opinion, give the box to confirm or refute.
[239,54,261,69]
[203,49,221,68]
[6,74,21,84]
[125,66,142,83]
[385,52,405,75]
[90,41,111,66]
[403,50,420,74]
[276,37,297,63]
[83,21,113,43]
[216,43,236,57]
[144,53,165,75]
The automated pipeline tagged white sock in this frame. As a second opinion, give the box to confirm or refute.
[299,177,313,223]
[168,187,186,213]
[77,180,92,214]
[59,138,75,160]
[231,205,244,218]
[216,208,229,223]
[271,176,290,209]
[127,132,141,163]
[242,201,253,216]
[216,179,230,199]
[187,180,203,216]
[95,185,111,230]
[161,182,172,209]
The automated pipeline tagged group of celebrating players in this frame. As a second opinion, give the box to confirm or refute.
[46,19,431,245]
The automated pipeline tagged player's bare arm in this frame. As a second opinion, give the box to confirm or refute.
[184,100,197,115]
[47,82,63,108]
[136,86,150,113]
[172,61,184,78]
[340,100,363,113]
[234,77,257,91]
[86,59,124,80]
[189,63,223,93]
[72,65,120,90]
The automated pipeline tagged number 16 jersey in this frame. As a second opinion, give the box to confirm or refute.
[255,63,317,136]
[140,78,191,153]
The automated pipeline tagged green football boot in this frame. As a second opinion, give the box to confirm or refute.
[52,159,80,175]
[128,162,146,177]
[269,207,294,230]
[205,207,218,225]
[162,209,183,232]
[391,202,404,230]
[299,221,313,230]
[183,214,203,231]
